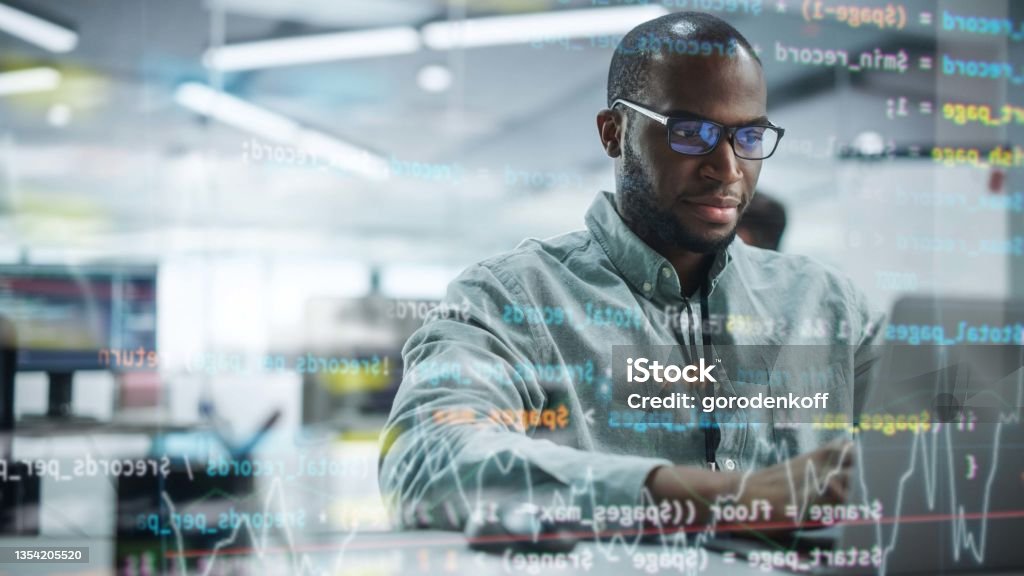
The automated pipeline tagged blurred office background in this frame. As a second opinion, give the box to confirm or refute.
[0,0,1022,571]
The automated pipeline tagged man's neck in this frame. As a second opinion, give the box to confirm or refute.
[614,198,717,297]
[663,248,714,298]
[631,226,715,297]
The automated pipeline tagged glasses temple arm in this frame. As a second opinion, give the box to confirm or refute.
[612,99,669,126]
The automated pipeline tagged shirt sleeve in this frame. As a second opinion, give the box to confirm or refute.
[377,262,671,531]
[845,276,887,418]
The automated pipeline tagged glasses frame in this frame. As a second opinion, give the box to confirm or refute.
[612,98,785,160]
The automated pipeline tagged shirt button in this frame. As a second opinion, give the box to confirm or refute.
[724,458,736,470]
[642,281,652,293]
[661,267,671,278]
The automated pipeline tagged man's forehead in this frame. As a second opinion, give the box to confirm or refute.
[647,52,766,121]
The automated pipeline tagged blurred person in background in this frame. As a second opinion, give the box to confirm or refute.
[737,191,787,251]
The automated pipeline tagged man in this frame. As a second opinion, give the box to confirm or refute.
[379,12,882,533]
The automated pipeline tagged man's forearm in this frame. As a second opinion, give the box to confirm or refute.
[644,465,742,526]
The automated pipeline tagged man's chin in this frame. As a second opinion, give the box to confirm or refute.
[667,217,737,253]
[699,235,737,254]
[677,228,737,254]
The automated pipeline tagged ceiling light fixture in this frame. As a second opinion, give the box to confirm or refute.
[174,82,389,181]
[422,5,668,50]
[0,67,61,96]
[203,27,421,71]
[0,3,77,52]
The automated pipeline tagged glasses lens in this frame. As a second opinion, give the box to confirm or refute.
[733,126,780,159]
[669,119,720,155]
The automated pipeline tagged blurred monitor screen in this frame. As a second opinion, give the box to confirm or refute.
[0,265,158,372]
[302,296,425,424]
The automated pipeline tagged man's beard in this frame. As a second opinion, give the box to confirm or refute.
[618,146,737,255]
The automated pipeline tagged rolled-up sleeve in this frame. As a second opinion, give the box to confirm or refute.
[378,262,670,530]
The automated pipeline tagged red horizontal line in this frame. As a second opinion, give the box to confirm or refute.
[0,278,154,299]
[164,508,1024,560]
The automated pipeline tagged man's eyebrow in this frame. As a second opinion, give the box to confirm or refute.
[665,109,771,125]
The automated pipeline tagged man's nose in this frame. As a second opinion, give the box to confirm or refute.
[700,136,744,185]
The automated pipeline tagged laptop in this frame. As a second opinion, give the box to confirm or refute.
[707,296,1024,575]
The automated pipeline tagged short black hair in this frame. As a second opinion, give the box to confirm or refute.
[607,11,760,107]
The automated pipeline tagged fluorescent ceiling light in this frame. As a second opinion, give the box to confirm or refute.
[174,82,388,181]
[0,67,61,96]
[203,26,421,71]
[422,5,668,50]
[174,82,300,142]
[296,130,390,182]
[0,3,77,53]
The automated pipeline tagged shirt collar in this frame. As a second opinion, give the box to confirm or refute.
[585,190,735,303]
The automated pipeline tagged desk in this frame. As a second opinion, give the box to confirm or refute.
[0,529,770,575]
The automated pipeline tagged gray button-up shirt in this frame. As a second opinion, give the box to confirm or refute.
[379,191,882,529]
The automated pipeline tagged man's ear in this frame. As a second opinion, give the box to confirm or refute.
[596,109,623,158]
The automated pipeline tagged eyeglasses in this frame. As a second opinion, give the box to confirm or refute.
[612,98,785,160]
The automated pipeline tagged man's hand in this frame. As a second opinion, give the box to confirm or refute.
[645,439,854,530]
[734,439,855,526]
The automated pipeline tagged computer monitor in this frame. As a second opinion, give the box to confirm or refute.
[301,296,421,428]
[0,264,158,419]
